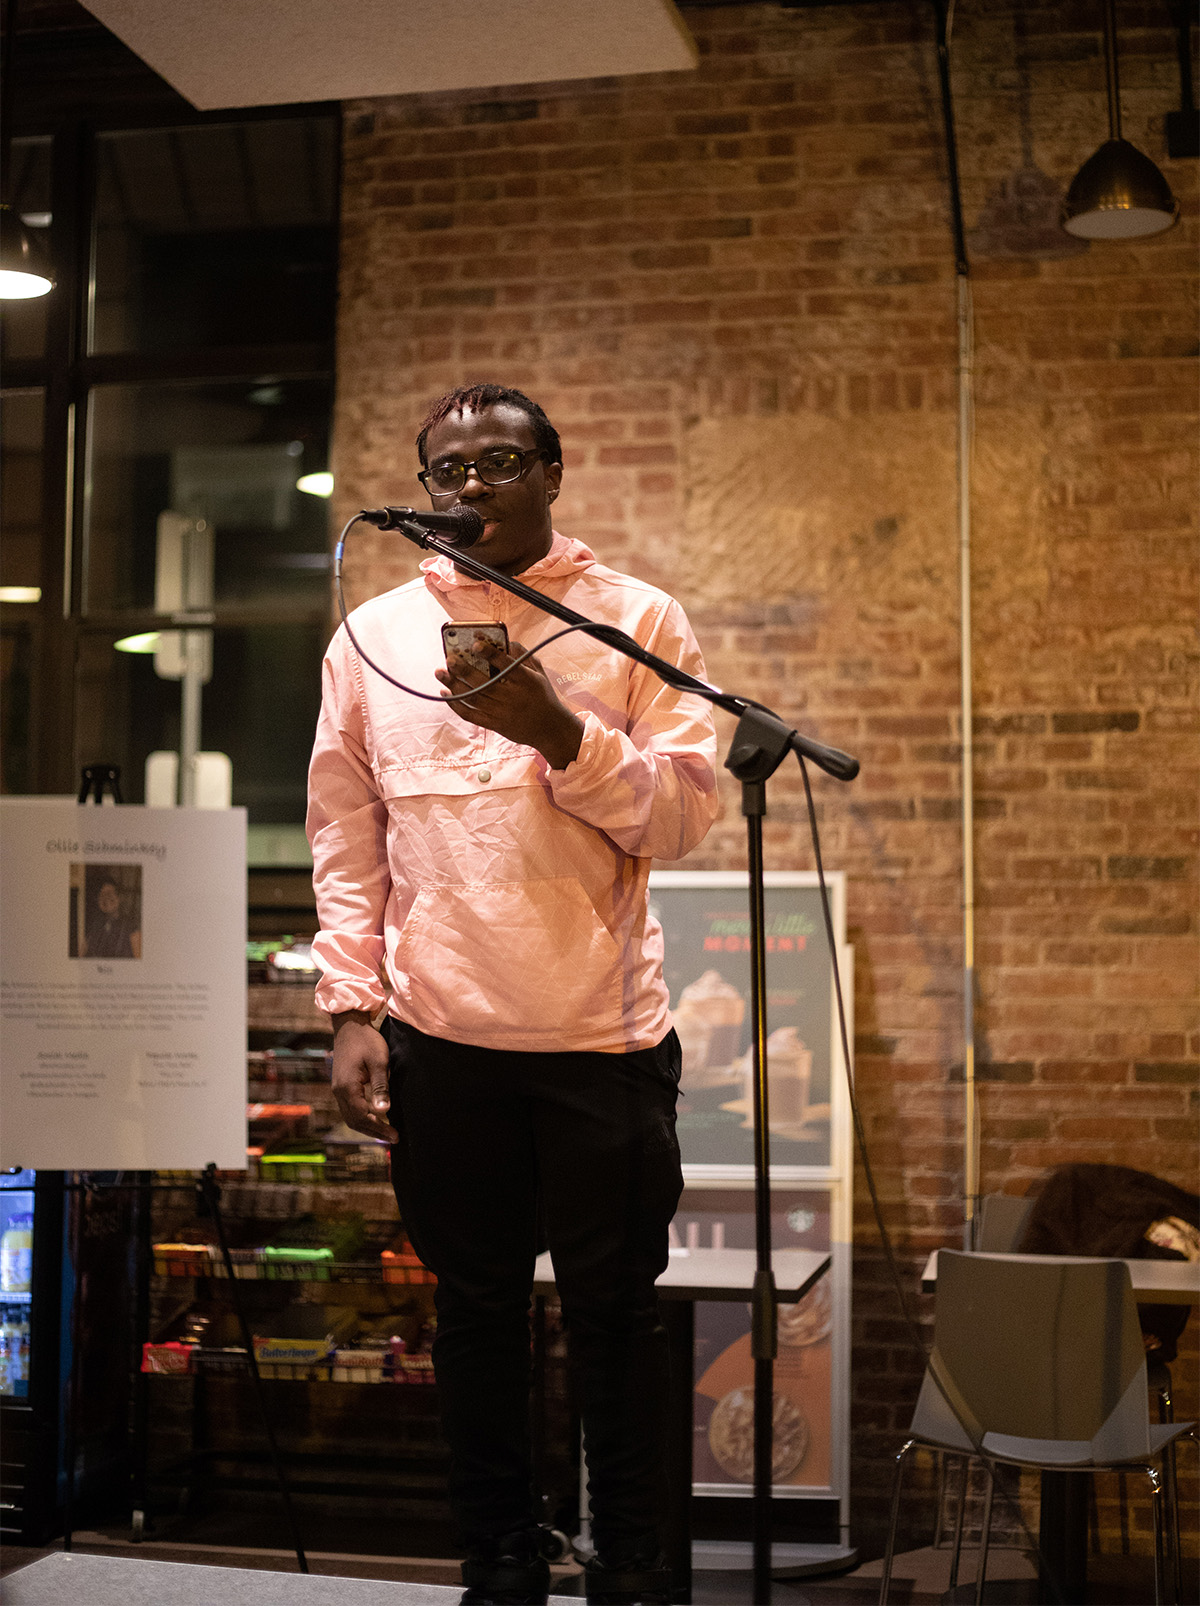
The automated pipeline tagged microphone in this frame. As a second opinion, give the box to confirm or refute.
[359,505,484,547]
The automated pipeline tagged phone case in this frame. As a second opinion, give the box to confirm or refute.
[441,622,508,674]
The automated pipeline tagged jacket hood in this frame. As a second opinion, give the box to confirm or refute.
[420,530,595,596]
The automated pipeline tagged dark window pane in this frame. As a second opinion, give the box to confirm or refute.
[85,377,333,613]
[74,624,325,827]
[1,625,34,794]
[0,138,53,362]
[1,390,45,594]
[91,118,338,355]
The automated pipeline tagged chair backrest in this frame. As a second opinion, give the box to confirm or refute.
[976,1192,1035,1252]
[916,1251,1151,1463]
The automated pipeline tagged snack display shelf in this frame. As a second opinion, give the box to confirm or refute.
[142,1342,437,1385]
[205,1177,396,1215]
[247,983,331,1032]
[152,1245,435,1285]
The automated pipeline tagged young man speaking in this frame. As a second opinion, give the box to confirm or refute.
[308,384,717,1605]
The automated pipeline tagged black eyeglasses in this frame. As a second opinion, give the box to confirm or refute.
[418,447,546,497]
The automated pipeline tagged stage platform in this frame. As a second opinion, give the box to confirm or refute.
[2,1552,463,1605]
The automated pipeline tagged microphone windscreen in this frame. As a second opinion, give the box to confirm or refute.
[446,505,484,548]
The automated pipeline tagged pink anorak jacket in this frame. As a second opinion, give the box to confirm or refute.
[307,533,718,1054]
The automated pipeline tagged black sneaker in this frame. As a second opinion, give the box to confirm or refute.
[584,1542,673,1605]
[460,1525,551,1606]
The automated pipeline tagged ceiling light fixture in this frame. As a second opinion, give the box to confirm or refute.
[114,632,162,654]
[0,0,55,298]
[1062,0,1180,238]
[0,205,54,297]
[296,472,334,497]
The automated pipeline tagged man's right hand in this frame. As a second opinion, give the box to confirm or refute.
[330,1012,398,1144]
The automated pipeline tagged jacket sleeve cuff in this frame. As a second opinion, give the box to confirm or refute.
[311,933,388,1019]
[545,711,607,791]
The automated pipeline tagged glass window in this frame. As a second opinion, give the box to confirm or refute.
[0,391,44,797]
[74,624,325,825]
[1,390,45,593]
[1,624,34,795]
[91,119,338,354]
[0,137,53,362]
[84,377,334,613]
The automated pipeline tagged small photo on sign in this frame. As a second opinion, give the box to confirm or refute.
[68,862,143,960]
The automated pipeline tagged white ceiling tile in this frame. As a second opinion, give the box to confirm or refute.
[78,0,698,110]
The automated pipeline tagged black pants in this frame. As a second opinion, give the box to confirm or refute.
[384,1017,684,1554]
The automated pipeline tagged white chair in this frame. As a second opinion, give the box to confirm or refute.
[928,1194,1037,1581]
[879,1251,1195,1605]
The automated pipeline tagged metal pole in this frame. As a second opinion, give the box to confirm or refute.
[956,270,978,1248]
[178,633,204,806]
[932,0,979,1248]
[130,1171,152,1539]
[745,788,776,1605]
[1103,0,1123,142]
[60,1174,86,1551]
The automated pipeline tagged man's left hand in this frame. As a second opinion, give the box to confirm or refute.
[436,635,584,770]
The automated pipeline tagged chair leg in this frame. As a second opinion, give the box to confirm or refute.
[878,1439,915,1606]
[948,1454,969,1593]
[973,1462,995,1606]
[1145,1464,1165,1606]
[1087,1470,1100,1554]
[1154,1369,1182,1605]
[933,1450,949,1548]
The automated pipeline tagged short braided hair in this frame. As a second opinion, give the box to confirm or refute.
[415,384,562,468]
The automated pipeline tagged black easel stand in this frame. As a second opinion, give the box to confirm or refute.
[64,777,307,1570]
[57,1170,309,1574]
[197,1164,309,1574]
[78,763,124,804]
[381,519,860,1605]
[62,766,123,1551]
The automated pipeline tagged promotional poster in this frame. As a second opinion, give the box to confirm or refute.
[649,873,846,1172]
[674,1188,836,1495]
[0,800,247,1171]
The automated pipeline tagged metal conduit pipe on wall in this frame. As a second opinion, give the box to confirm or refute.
[932,0,980,1247]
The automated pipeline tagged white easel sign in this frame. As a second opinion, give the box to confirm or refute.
[0,800,247,1171]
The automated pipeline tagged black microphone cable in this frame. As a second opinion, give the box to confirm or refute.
[334,511,603,706]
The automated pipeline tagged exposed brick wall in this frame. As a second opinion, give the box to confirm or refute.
[331,0,1198,1562]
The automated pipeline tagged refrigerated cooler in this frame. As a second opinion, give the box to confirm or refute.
[1,1169,64,1543]
[0,1172,36,1402]
[0,1170,134,1545]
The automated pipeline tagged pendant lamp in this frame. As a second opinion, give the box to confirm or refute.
[0,0,54,298]
[1062,0,1180,239]
[0,204,54,298]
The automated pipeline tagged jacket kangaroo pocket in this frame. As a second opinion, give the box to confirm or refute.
[397,878,622,1036]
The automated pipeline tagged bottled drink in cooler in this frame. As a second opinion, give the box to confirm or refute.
[1,1213,33,1294]
[0,1316,28,1397]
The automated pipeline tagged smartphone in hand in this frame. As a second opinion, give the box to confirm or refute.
[441,620,509,676]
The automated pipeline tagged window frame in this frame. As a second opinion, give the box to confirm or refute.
[1,95,340,797]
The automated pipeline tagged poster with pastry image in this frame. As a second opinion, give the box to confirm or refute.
[695,1322,832,1490]
[678,1187,839,1495]
[649,872,847,1170]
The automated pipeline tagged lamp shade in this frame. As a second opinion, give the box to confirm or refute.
[1061,138,1180,238]
[0,205,54,298]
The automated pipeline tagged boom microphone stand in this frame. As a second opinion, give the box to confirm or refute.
[373,516,859,1605]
